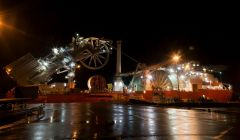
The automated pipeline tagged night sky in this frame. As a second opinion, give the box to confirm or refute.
[0,1,240,94]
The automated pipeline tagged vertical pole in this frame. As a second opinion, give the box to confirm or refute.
[177,70,180,91]
[114,40,124,92]
[116,40,122,76]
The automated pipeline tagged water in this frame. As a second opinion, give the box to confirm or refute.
[0,103,240,139]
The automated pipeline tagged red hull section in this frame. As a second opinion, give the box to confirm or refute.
[143,90,232,103]
[26,90,232,103]
[30,94,113,103]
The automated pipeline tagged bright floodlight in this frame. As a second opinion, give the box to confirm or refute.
[41,65,47,71]
[118,81,123,87]
[185,64,190,70]
[52,48,59,55]
[59,47,65,53]
[172,55,180,62]
[147,74,153,80]
[169,68,174,73]
[0,18,3,27]
[63,58,70,64]
[180,75,185,79]
[70,62,75,68]
[43,61,48,66]
[68,72,75,77]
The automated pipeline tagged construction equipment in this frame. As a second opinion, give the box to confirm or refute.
[4,34,112,86]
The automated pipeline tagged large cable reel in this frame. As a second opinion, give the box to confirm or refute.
[72,35,112,70]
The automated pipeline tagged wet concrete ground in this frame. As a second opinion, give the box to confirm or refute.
[0,103,240,139]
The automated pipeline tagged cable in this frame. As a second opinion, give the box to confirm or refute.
[112,46,139,64]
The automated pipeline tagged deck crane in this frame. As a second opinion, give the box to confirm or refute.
[4,33,113,87]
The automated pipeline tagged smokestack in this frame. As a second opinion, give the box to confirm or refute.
[116,40,121,76]
[113,40,124,92]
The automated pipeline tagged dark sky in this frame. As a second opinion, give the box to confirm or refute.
[0,1,240,92]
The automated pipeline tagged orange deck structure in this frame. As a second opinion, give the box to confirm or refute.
[142,90,232,103]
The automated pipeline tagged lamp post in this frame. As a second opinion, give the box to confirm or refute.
[172,55,180,91]
[219,71,222,83]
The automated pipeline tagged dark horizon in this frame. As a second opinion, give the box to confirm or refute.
[0,1,240,94]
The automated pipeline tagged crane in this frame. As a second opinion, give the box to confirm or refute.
[4,33,113,86]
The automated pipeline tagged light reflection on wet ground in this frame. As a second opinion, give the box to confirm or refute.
[0,103,240,139]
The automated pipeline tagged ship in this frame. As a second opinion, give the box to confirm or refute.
[120,62,232,103]
[3,34,233,103]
